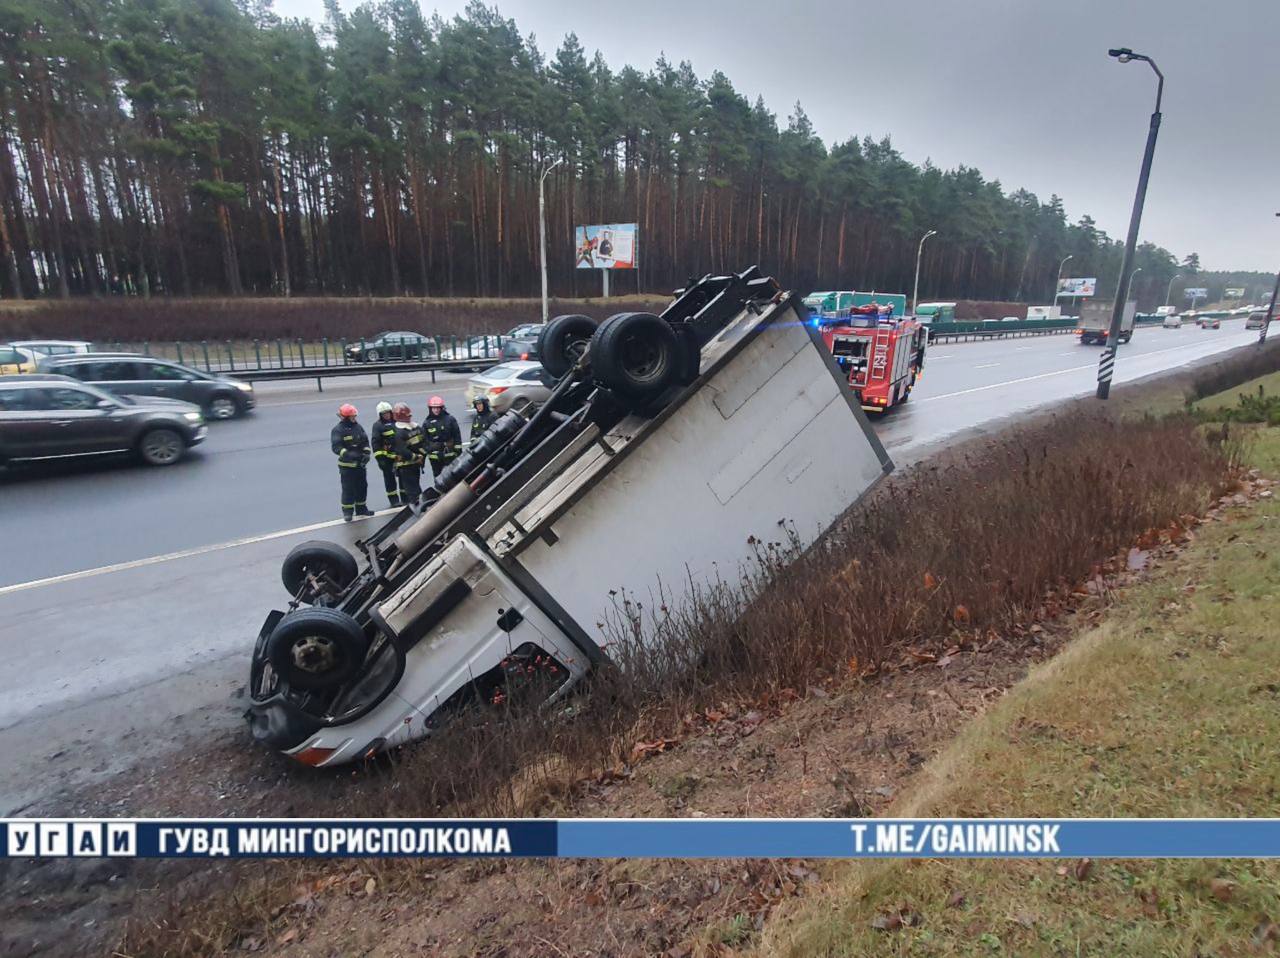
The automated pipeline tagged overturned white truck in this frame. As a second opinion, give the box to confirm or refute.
[247,268,892,766]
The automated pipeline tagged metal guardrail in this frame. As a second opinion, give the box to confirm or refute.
[89,335,513,390]
[98,335,510,375]
[235,356,496,391]
[927,318,1077,343]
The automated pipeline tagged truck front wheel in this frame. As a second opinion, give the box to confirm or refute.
[266,607,369,692]
[281,540,359,604]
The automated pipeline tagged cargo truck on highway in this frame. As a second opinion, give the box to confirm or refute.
[247,268,892,766]
[1077,301,1136,345]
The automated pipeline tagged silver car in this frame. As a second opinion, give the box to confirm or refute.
[465,360,551,413]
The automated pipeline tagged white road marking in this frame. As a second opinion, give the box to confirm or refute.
[975,363,1000,369]
[0,508,398,596]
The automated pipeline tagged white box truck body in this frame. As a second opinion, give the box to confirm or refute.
[1077,301,1136,345]
[248,270,892,766]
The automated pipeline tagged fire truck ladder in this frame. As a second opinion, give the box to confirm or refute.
[869,324,893,383]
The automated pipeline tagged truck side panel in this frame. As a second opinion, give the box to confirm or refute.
[500,299,891,653]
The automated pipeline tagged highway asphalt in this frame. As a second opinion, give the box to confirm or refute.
[0,320,1264,812]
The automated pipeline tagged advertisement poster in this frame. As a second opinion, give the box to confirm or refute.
[1056,277,1097,297]
[575,224,637,269]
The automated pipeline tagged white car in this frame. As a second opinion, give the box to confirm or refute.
[1162,313,1182,328]
[7,339,93,356]
[439,335,503,362]
[465,360,552,413]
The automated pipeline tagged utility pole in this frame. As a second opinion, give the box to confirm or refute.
[1261,212,1280,345]
[912,229,937,314]
[539,157,564,324]
[1097,48,1163,400]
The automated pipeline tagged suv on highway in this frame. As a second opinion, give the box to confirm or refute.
[500,324,544,361]
[36,353,255,420]
[1246,309,1268,330]
[0,374,207,467]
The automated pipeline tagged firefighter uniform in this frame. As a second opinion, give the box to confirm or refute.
[331,418,372,521]
[469,399,498,444]
[394,420,426,503]
[371,406,402,506]
[424,409,462,478]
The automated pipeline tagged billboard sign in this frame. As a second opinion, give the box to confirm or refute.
[1185,287,1208,300]
[1057,277,1097,297]
[1224,287,1246,298]
[575,224,637,269]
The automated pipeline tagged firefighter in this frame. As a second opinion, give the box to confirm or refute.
[371,400,402,506]
[424,394,462,479]
[392,402,425,505]
[331,403,373,522]
[469,395,498,445]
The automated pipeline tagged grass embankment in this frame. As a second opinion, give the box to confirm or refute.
[761,386,1280,957]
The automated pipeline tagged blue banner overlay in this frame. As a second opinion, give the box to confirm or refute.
[4,818,1280,859]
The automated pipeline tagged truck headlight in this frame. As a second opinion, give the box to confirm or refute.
[234,381,253,392]
[184,411,203,422]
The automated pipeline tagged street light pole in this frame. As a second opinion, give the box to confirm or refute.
[912,229,937,314]
[539,157,564,324]
[1054,254,1073,303]
[1261,212,1280,345]
[1128,266,1142,307]
[1097,48,1164,400]
[1164,272,1181,308]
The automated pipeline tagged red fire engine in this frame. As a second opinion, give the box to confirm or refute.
[813,304,927,412]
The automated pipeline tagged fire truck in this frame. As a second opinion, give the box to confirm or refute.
[810,301,927,412]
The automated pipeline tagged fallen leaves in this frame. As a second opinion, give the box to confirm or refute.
[630,738,679,763]
[953,604,971,625]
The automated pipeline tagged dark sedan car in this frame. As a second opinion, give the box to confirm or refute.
[0,375,207,467]
[36,353,255,420]
[345,331,439,363]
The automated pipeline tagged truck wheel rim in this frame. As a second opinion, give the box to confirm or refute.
[209,397,236,419]
[144,431,181,463]
[292,635,339,674]
[621,334,666,384]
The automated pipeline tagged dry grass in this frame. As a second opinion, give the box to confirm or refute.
[759,424,1280,958]
[115,399,1242,957]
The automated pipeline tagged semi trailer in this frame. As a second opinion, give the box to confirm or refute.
[247,268,892,766]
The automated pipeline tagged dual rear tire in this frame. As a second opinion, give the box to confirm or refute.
[539,311,685,411]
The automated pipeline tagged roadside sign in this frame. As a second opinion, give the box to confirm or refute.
[1185,287,1208,300]
[574,224,637,269]
[1224,287,1246,298]
[1057,277,1097,297]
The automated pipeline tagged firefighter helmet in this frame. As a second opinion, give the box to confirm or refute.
[338,403,358,419]
[375,401,393,415]
[473,396,490,410]
[428,395,445,410]
[393,402,412,422]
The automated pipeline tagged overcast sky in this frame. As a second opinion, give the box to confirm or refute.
[270,0,1279,273]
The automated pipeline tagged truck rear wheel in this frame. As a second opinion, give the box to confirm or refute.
[590,312,680,408]
[538,314,598,379]
[266,607,368,691]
